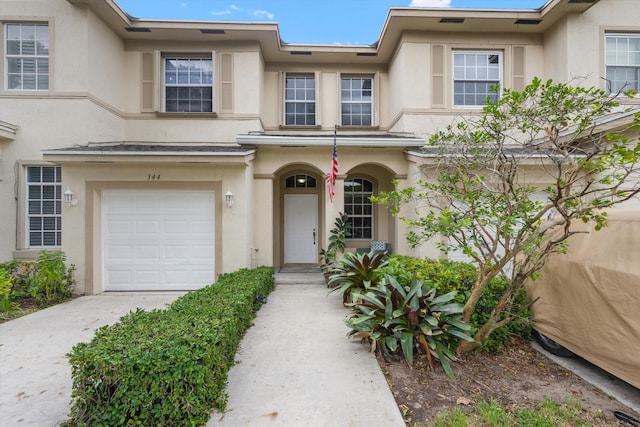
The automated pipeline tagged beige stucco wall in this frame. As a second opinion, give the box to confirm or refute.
[388,32,543,136]
[545,0,640,90]
[261,65,387,130]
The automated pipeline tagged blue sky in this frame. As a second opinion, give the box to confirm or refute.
[115,0,547,45]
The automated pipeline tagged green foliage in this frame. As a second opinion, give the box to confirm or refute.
[329,251,388,303]
[320,213,351,273]
[373,78,640,350]
[31,250,76,307]
[0,268,14,312]
[0,260,37,299]
[0,252,75,315]
[65,266,274,427]
[345,275,473,378]
[378,255,531,352]
[427,399,589,427]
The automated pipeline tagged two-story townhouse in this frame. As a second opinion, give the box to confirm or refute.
[0,0,638,294]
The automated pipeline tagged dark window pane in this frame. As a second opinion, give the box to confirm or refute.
[29,186,41,199]
[43,217,56,230]
[43,232,57,246]
[29,201,41,215]
[30,233,42,246]
[30,217,42,231]
[42,167,55,182]
[27,167,41,183]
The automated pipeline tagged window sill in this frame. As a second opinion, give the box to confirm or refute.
[337,125,380,131]
[13,248,61,261]
[278,125,322,130]
[155,112,218,118]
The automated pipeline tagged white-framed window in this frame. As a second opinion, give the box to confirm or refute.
[163,57,213,112]
[285,74,316,126]
[26,166,62,247]
[453,51,502,107]
[344,178,374,240]
[5,23,49,91]
[341,76,373,126]
[605,34,640,93]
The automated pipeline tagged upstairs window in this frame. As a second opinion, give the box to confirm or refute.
[341,76,373,126]
[344,178,373,239]
[164,57,213,112]
[453,51,501,107]
[5,23,49,90]
[285,74,316,126]
[605,34,640,93]
[26,166,61,247]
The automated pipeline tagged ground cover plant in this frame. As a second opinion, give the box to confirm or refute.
[64,266,274,427]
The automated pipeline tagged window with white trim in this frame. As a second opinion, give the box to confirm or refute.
[341,76,373,126]
[164,57,213,112]
[5,23,49,90]
[285,74,316,126]
[605,34,640,93]
[344,178,373,239]
[453,51,501,107]
[26,166,62,247]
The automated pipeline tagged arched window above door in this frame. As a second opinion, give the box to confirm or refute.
[285,174,317,189]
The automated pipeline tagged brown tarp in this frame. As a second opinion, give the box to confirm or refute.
[526,209,640,389]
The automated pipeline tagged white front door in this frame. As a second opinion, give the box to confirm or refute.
[102,190,215,291]
[284,194,318,264]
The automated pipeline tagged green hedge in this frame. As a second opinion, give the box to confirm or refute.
[65,266,274,427]
[378,256,530,352]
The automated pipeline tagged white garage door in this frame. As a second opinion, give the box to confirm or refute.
[103,190,215,291]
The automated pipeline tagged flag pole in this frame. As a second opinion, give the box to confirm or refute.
[326,126,338,203]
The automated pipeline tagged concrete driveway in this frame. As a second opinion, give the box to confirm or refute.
[0,292,184,426]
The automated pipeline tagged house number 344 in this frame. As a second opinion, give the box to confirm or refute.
[147,174,161,181]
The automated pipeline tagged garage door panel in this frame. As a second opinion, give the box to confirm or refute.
[103,190,215,291]
[164,220,188,234]
[189,245,215,260]
[135,246,160,261]
[105,245,133,260]
[106,270,133,286]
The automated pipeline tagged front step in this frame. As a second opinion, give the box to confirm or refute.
[274,272,326,286]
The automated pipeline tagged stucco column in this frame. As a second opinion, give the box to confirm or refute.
[252,176,274,268]
[324,176,345,249]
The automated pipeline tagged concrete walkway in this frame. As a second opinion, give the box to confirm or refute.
[0,274,404,427]
[207,273,404,426]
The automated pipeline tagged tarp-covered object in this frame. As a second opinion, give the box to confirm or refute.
[526,209,640,389]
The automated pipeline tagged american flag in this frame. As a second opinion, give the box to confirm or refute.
[327,128,338,202]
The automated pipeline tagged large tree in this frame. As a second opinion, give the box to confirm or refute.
[374,78,640,352]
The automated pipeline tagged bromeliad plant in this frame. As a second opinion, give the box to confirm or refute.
[345,275,473,378]
[329,251,388,303]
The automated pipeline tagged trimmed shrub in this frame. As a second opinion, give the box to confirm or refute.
[378,255,530,352]
[65,266,274,427]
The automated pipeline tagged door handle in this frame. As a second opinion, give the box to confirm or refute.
[313,228,316,245]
